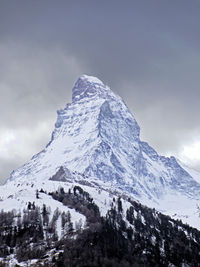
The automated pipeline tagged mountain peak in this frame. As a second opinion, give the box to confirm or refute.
[77,74,104,86]
[7,75,200,205]
[72,74,110,102]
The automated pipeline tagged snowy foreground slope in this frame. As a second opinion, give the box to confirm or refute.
[1,74,200,230]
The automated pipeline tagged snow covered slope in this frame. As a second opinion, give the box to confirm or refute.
[2,74,200,229]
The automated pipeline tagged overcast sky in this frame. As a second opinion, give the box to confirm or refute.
[0,0,200,184]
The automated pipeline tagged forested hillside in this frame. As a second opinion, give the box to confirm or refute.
[0,186,200,266]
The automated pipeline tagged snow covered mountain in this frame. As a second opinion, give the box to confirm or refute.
[1,74,200,229]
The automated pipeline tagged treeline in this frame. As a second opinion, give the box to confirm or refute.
[0,207,44,261]
[0,185,101,265]
[126,199,200,266]
[1,185,200,266]
[0,202,74,263]
[52,188,200,267]
[49,185,100,224]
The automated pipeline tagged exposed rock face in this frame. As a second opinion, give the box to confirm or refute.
[49,166,73,182]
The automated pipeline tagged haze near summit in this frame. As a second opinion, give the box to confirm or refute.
[0,0,200,184]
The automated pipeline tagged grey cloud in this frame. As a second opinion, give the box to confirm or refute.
[0,42,88,127]
[1,0,200,182]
